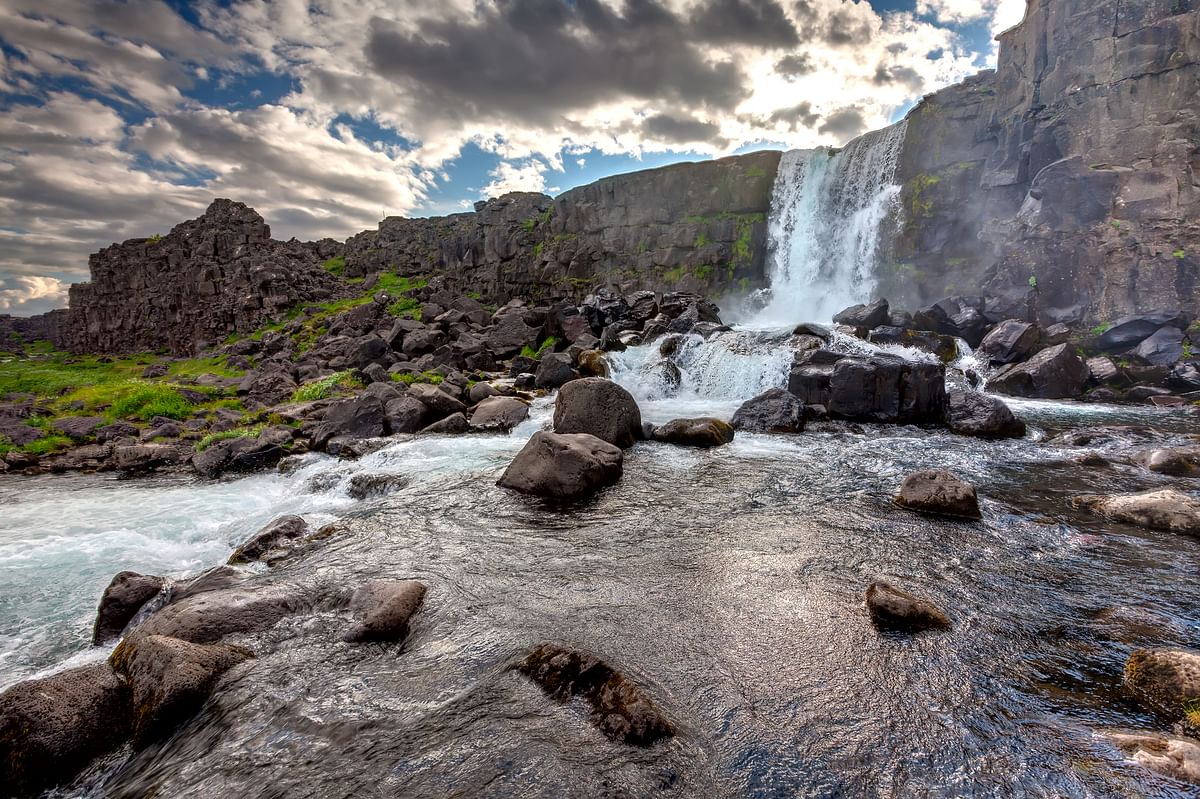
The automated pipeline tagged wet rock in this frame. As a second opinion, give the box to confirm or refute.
[1135,325,1185,366]
[347,472,410,499]
[989,343,1089,399]
[408,382,468,420]
[827,355,947,424]
[1073,489,1200,536]
[134,580,305,644]
[553,377,643,448]
[311,394,386,451]
[1086,356,1122,385]
[645,360,683,397]
[577,349,610,378]
[1107,731,1200,785]
[1124,648,1200,721]
[731,387,805,433]
[342,580,427,643]
[229,515,308,564]
[865,581,951,632]
[895,470,981,519]
[93,571,166,644]
[110,634,252,744]
[468,381,500,404]
[487,314,541,357]
[95,421,139,444]
[498,431,623,500]
[113,443,192,474]
[1098,313,1189,352]
[977,319,1040,364]
[535,352,577,389]
[192,431,290,479]
[1134,445,1200,476]
[421,412,469,434]
[947,389,1026,439]
[832,298,889,329]
[652,417,735,447]
[469,396,530,432]
[867,327,958,362]
[515,643,674,746]
[1090,605,1189,645]
[0,663,132,797]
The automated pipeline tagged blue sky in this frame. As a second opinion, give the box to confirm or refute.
[0,0,1024,314]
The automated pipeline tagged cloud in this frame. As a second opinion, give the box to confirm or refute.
[692,0,800,47]
[769,102,821,130]
[817,106,867,139]
[482,160,551,197]
[0,275,68,314]
[642,112,729,146]
[916,0,989,25]
[775,53,816,78]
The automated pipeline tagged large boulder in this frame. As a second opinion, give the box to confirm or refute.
[894,470,981,519]
[651,417,735,448]
[828,355,947,424]
[977,319,1040,364]
[0,664,131,796]
[865,581,951,632]
[1124,648,1200,720]
[1134,325,1185,366]
[110,634,251,744]
[946,389,1026,439]
[515,643,674,746]
[534,352,577,389]
[342,580,427,643]
[553,378,643,448]
[988,343,1088,399]
[469,396,530,432]
[1097,312,1189,352]
[93,571,165,644]
[192,429,291,479]
[311,394,386,451]
[731,388,805,433]
[133,579,306,644]
[50,416,107,441]
[384,396,429,433]
[832,298,889,329]
[487,314,540,357]
[408,383,467,420]
[228,515,308,564]
[1073,489,1200,536]
[497,431,623,500]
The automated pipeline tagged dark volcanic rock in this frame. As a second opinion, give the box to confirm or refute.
[1098,313,1189,352]
[651,417,735,447]
[347,473,410,499]
[0,663,132,797]
[384,396,429,434]
[1135,325,1185,366]
[498,431,623,500]
[799,354,947,424]
[553,377,643,448]
[311,394,386,451]
[342,580,427,643]
[977,319,1040,364]
[408,383,467,420]
[420,412,469,434]
[895,470,981,519]
[93,571,165,644]
[865,581,951,632]
[51,415,107,441]
[516,643,674,746]
[833,298,889,329]
[731,387,805,433]
[228,515,308,564]
[469,396,530,432]
[989,343,1088,399]
[534,352,577,389]
[947,389,1026,439]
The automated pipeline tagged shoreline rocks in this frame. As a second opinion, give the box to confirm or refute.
[93,571,166,644]
[1073,490,1200,537]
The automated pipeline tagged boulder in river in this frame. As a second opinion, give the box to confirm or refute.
[93,571,165,644]
[977,319,1040,364]
[894,470,981,519]
[0,663,131,797]
[311,394,386,451]
[347,472,410,499]
[1073,489,1200,536]
[534,352,577,389]
[1133,445,1200,476]
[498,431,623,500]
[651,417,735,447]
[420,411,470,434]
[134,577,307,644]
[1124,648,1200,721]
[342,580,427,643]
[516,643,674,746]
[228,515,308,564]
[946,389,1026,439]
[1107,731,1200,785]
[469,396,530,432]
[110,633,252,744]
[988,343,1089,399]
[865,581,951,632]
[832,298,889,329]
[731,387,805,433]
[408,383,468,420]
[553,377,643,448]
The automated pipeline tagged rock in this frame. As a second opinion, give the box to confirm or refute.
[553,377,643,448]
[0,418,43,446]
[487,314,540,357]
[894,470,981,519]
[347,472,409,499]
[577,349,610,378]
[819,355,947,423]
[311,394,386,451]
[832,298,889,329]
[110,634,252,744]
[192,432,289,479]
[228,515,308,564]
[1107,731,1200,785]
[133,579,303,644]
[113,443,191,473]
[50,415,107,441]
[1098,313,1189,352]
[0,663,131,796]
[408,382,467,420]
[1135,325,1185,366]
[420,411,469,434]
[950,307,989,348]
[342,580,427,643]
[1134,445,1200,476]
[238,367,297,407]
[865,581,951,632]
[1086,355,1122,384]
[383,396,428,434]
[1168,362,1200,392]
[1124,648,1200,721]
[651,417,735,447]
[468,382,499,404]
[469,396,530,432]
[1073,489,1200,536]
[515,643,674,746]
[93,571,165,644]
[988,343,1089,399]
[497,431,623,500]
[977,319,1040,364]
[946,389,1026,439]
[731,387,805,433]
[534,352,577,389]
[95,421,139,444]
[867,327,958,361]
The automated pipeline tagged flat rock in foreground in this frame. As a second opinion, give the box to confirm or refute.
[498,431,623,500]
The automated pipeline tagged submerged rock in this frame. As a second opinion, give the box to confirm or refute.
[1124,648,1200,721]
[110,633,252,744]
[731,388,805,433]
[865,581,951,632]
[947,389,1026,439]
[342,580,427,643]
[93,571,166,644]
[347,472,410,499]
[0,663,131,797]
[498,431,623,500]
[228,515,308,564]
[516,643,674,746]
[894,470,981,519]
[1107,731,1200,785]
[134,579,307,644]
[1073,489,1200,536]
[651,417,735,447]
[553,377,643,448]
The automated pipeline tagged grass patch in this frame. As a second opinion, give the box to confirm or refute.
[519,336,558,359]
[1174,249,1186,259]
[392,371,444,385]
[167,355,245,380]
[103,383,195,421]
[1090,323,1111,336]
[196,426,262,452]
[22,435,74,457]
[322,255,346,275]
[291,370,362,402]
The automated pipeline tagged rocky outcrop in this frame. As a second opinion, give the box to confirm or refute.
[788,351,947,424]
[93,571,165,644]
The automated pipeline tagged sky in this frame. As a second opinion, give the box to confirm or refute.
[0,0,1027,315]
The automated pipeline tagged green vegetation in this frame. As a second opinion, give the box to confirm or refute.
[1090,323,1111,336]
[290,370,361,402]
[196,426,262,452]
[907,174,940,220]
[1028,275,1038,289]
[1174,249,1186,259]
[519,336,559,359]
[1110,219,1122,229]
[146,234,163,244]
[521,218,536,233]
[322,255,346,275]
[695,230,711,248]
[745,165,768,179]
[392,370,445,385]
[533,242,545,258]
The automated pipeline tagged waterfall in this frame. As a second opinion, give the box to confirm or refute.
[753,120,908,327]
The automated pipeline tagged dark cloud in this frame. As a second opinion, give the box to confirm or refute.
[692,0,799,48]
[366,0,748,128]
[774,53,815,78]
[793,0,874,47]
[817,106,866,140]
[642,112,727,145]
[769,101,820,130]
[873,64,925,92]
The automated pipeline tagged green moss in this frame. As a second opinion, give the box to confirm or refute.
[1174,249,1186,259]
[1090,323,1111,336]
[745,165,767,179]
[695,231,711,248]
[22,435,74,457]
[196,426,262,452]
[392,371,445,385]
[1028,275,1038,289]
[105,383,195,421]
[146,234,163,244]
[907,174,940,219]
[533,241,545,258]
[521,218,536,233]
[291,370,362,402]
[322,255,346,275]
[168,355,245,380]
[663,265,686,283]
[519,336,559,359]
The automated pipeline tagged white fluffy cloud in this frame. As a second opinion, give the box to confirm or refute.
[0,275,68,313]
